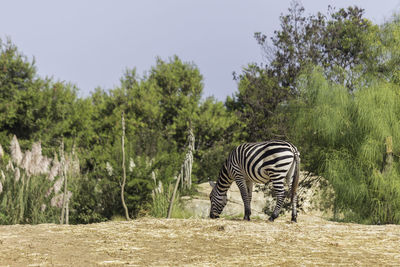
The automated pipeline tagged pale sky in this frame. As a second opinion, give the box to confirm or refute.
[1,0,400,100]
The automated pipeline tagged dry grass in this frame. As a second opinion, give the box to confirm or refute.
[0,215,399,266]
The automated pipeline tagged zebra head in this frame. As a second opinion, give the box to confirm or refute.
[209,180,227,219]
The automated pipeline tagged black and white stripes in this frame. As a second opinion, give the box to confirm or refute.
[209,140,300,222]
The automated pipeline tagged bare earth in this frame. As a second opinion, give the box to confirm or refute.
[0,215,399,266]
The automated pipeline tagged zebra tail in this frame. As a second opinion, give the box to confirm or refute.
[291,152,300,203]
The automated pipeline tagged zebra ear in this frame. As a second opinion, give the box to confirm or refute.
[209,180,216,188]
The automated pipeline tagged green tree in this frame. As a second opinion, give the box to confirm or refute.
[290,69,400,224]
[0,38,43,143]
[148,56,203,146]
[230,1,379,147]
[0,38,91,153]
[227,64,289,142]
[372,14,400,85]
[254,1,377,93]
[193,97,240,182]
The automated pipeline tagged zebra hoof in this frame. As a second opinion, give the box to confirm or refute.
[291,217,297,223]
[269,213,278,222]
[244,215,250,221]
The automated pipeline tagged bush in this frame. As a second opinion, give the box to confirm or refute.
[290,69,400,224]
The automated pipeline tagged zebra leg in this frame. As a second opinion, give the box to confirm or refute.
[287,178,298,222]
[269,188,285,222]
[291,154,300,223]
[246,180,253,220]
[291,192,298,222]
[235,177,251,221]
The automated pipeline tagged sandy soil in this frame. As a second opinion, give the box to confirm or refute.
[0,215,399,266]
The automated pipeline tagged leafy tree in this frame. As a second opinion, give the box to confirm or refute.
[255,1,325,93]
[227,64,289,142]
[0,38,92,154]
[148,56,203,147]
[372,14,400,85]
[254,1,377,92]
[229,1,380,150]
[0,38,43,143]
[290,69,400,224]
[192,96,240,182]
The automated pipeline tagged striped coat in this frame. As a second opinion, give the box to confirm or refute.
[209,140,300,222]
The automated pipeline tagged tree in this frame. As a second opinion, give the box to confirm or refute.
[290,68,400,224]
[227,64,289,142]
[372,14,400,85]
[120,112,130,220]
[230,1,379,146]
[254,1,377,93]
[0,38,42,143]
[190,97,240,183]
[148,56,203,147]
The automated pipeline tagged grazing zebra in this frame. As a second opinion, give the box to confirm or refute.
[209,140,300,222]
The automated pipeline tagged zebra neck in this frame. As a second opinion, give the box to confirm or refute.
[215,179,233,194]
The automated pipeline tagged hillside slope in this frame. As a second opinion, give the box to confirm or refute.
[0,215,399,266]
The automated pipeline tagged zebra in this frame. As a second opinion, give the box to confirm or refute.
[209,140,300,222]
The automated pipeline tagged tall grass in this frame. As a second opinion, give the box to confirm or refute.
[0,162,58,224]
[150,181,192,219]
[0,136,74,224]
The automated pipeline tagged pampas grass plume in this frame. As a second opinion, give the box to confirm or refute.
[53,177,64,194]
[10,135,23,166]
[6,160,14,171]
[51,191,72,208]
[21,151,32,173]
[48,161,60,182]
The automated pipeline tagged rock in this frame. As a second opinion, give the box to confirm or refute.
[182,172,334,219]
[183,182,269,219]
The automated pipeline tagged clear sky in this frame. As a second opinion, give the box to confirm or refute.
[1,0,400,100]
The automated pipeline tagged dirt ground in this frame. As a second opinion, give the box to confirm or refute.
[0,215,399,267]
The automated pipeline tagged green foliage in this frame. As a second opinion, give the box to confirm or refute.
[193,97,240,182]
[227,64,289,141]
[255,2,378,93]
[125,156,157,218]
[68,175,106,224]
[150,184,193,219]
[0,38,40,143]
[0,38,87,150]
[231,2,378,143]
[290,69,400,224]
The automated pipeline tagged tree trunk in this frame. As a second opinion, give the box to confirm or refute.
[60,138,68,225]
[121,112,130,221]
[66,200,69,225]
